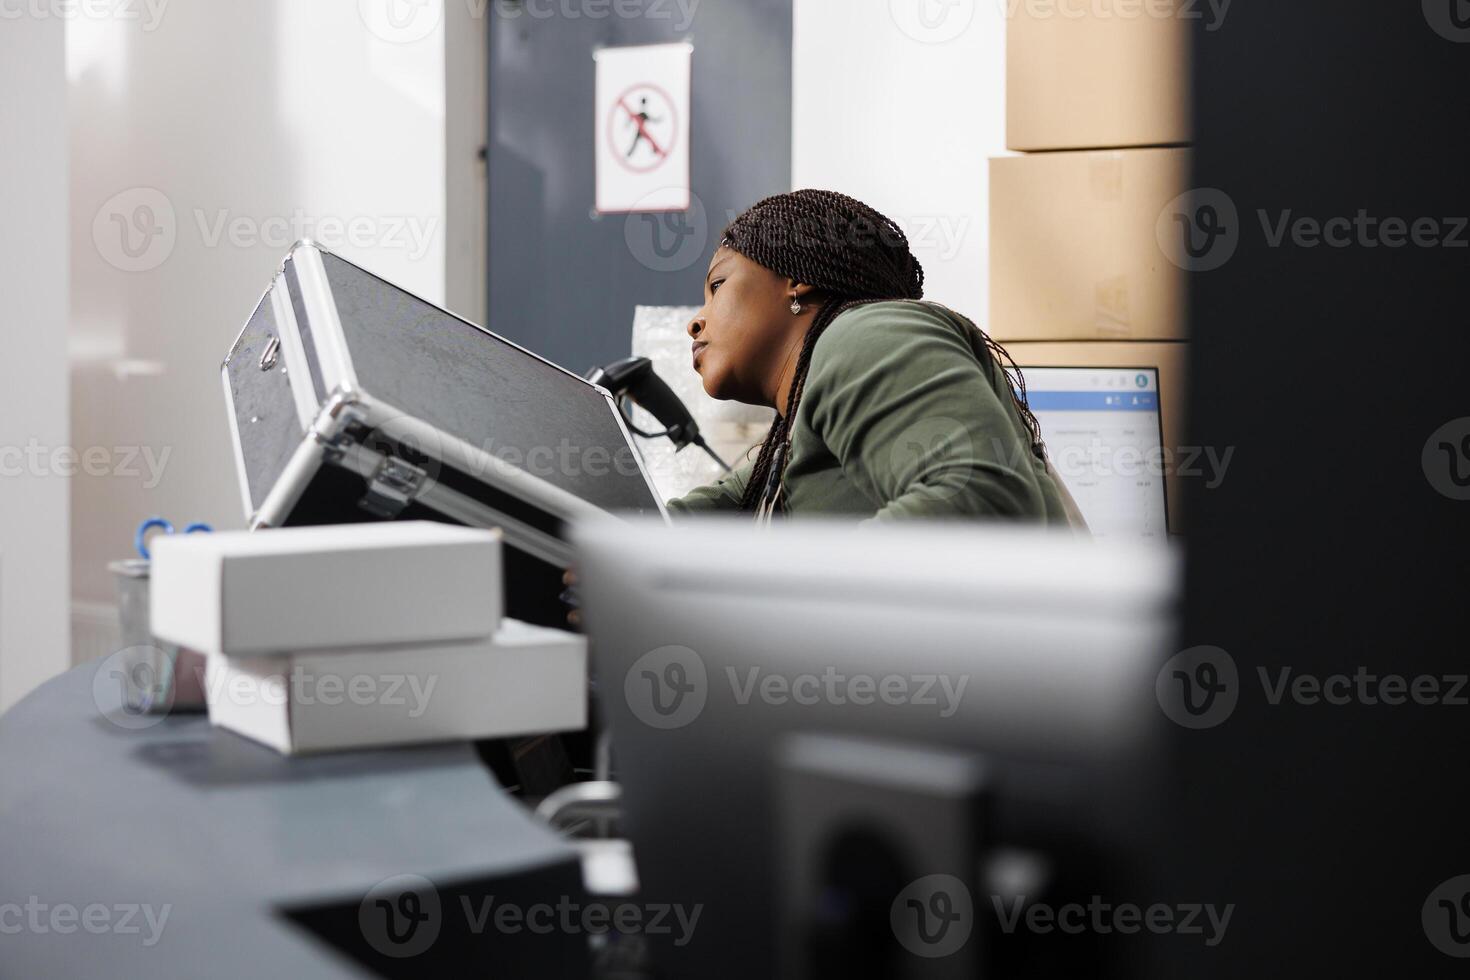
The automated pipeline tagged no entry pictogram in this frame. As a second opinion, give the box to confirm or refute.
[607,83,679,175]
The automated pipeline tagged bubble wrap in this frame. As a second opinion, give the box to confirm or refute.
[629,305,769,504]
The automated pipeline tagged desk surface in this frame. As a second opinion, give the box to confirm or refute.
[0,662,580,979]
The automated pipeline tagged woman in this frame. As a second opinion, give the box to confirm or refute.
[668,189,1080,525]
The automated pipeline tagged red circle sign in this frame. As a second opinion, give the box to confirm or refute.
[607,83,679,175]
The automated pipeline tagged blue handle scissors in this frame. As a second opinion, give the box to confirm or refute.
[135,517,213,561]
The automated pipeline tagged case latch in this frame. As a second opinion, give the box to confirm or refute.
[358,456,428,519]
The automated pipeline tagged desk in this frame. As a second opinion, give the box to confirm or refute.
[0,663,587,978]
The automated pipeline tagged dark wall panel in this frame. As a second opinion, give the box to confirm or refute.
[1163,3,1470,976]
[487,0,793,373]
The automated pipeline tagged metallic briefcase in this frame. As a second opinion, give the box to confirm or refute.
[221,241,666,626]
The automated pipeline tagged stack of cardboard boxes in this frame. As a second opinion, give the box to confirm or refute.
[990,2,1191,528]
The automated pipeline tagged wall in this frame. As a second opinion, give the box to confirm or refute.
[0,13,71,711]
[67,2,451,626]
[486,0,793,373]
[792,0,1007,320]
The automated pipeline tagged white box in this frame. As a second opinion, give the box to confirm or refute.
[204,619,587,755]
[151,522,502,656]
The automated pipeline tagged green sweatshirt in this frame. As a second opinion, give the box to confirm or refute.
[667,300,1070,523]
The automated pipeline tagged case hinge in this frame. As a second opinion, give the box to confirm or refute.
[358,456,428,519]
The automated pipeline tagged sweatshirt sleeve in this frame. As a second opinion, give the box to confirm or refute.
[800,302,1051,521]
[665,458,754,516]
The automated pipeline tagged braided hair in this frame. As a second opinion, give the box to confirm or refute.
[721,189,1044,515]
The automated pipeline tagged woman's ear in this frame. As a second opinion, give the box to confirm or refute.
[788,279,819,302]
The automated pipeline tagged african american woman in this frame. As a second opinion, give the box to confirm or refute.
[667,189,1085,527]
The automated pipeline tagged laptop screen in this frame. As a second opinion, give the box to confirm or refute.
[1020,367,1169,539]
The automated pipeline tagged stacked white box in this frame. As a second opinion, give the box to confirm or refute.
[150,522,587,754]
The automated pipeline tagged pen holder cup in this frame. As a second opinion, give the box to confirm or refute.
[108,559,207,714]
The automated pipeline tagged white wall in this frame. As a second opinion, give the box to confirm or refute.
[68,3,451,617]
[1,14,72,711]
[792,0,1007,320]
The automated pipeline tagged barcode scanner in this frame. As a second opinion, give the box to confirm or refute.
[585,356,732,472]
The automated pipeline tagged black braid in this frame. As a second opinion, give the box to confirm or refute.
[722,190,1045,513]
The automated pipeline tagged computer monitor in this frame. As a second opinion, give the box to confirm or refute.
[1022,367,1169,539]
[574,517,1178,979]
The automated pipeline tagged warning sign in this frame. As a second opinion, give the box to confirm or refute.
[594,42,691,214]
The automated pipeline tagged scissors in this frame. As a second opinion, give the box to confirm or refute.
[135,517,213,561]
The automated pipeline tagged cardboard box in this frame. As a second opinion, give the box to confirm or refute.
[989,148,1189,342]
[1007,0,1192,151]
[1003,341,1188,531]
[204,619,587,754]
[151,521,502,656]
